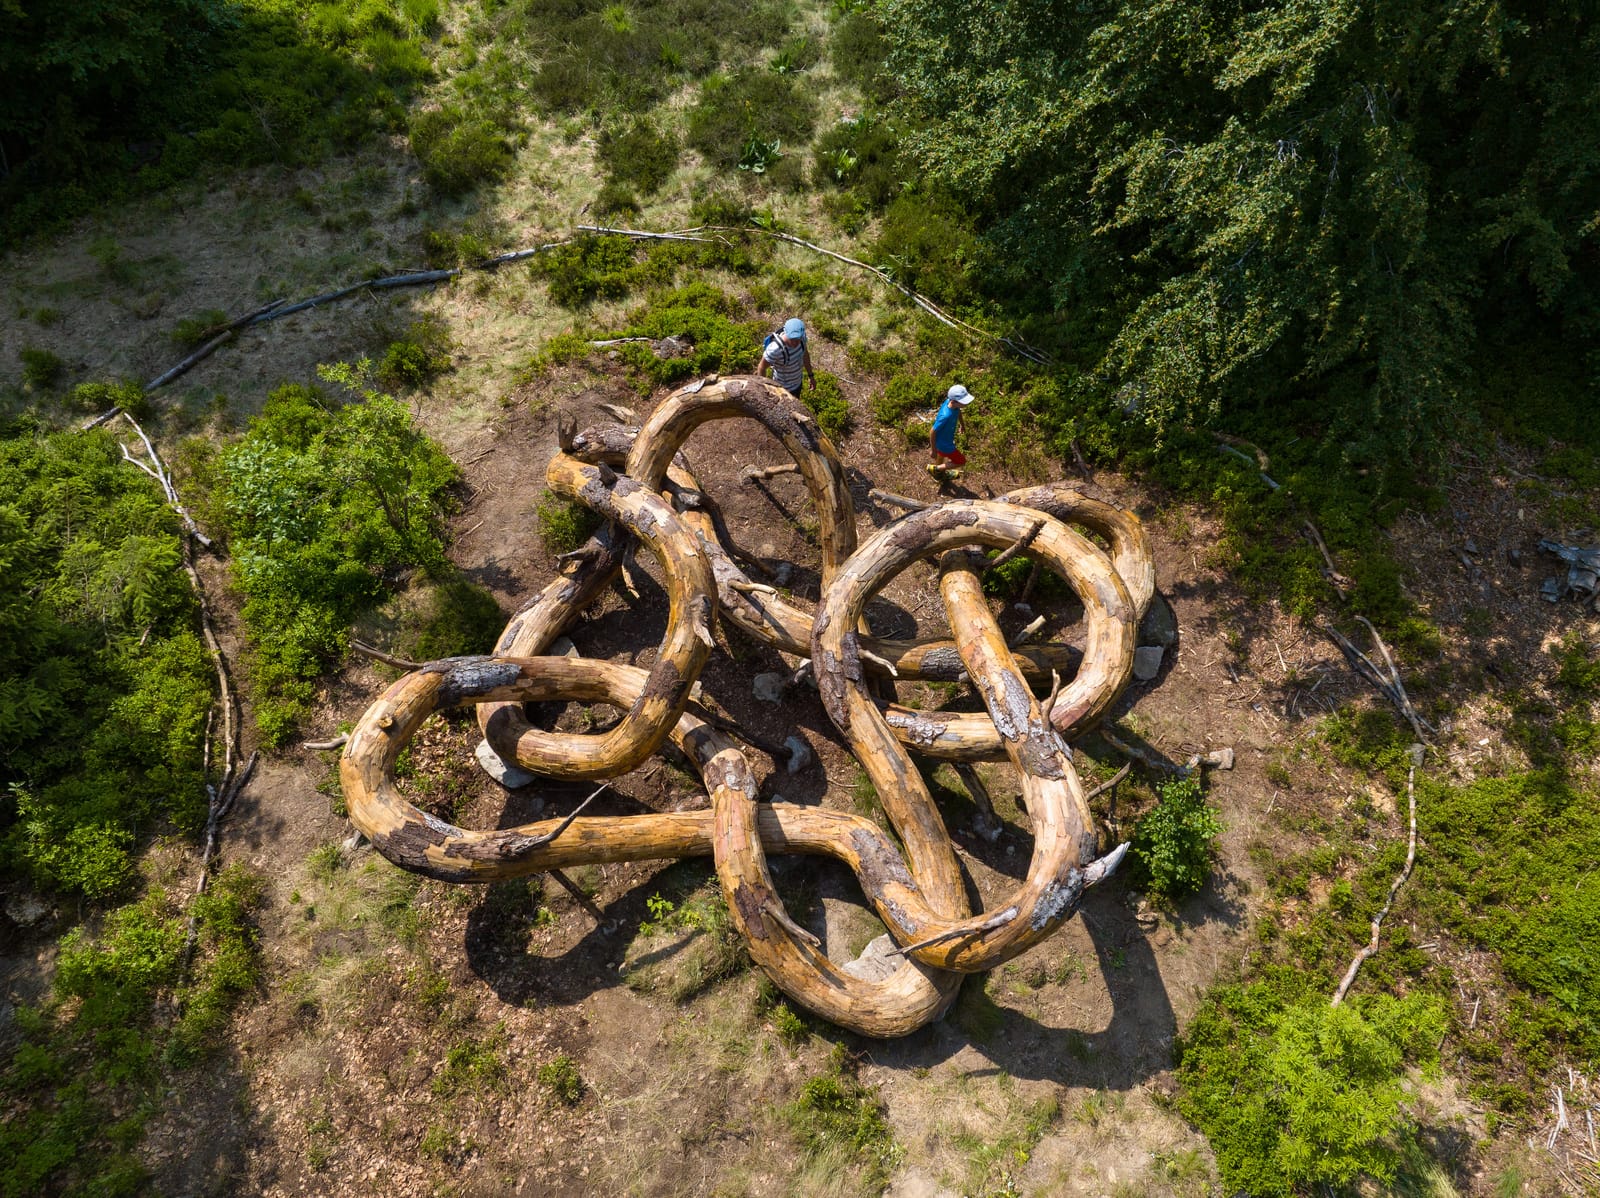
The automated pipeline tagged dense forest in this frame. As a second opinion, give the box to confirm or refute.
[2,2,1597,1195]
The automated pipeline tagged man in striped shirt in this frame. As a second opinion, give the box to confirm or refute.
[759,317,815,398]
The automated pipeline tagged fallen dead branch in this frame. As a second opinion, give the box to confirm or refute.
[115,411,213,548]
[1323,618,1433,742]
[350,639,424,671]
[303,734,349,751]
[1332,744,1423,1005]
[870,487,927,513]
[590,222,1052,365]
[1302,520,1351,600]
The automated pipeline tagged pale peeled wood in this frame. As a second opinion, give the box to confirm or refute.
[343,655,962,1036]
[811,501,1135,970]
[347,378,1156,1036]
[477,455,715,779]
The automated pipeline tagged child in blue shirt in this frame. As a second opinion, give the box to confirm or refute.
[928,384,974,477]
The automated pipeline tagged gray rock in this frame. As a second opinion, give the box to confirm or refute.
[1138,591,1179,647]
[784,735,813,774]
[1132,645,1165,681]
[753,672,787,704]
[4,892,52,927]
[770,562,793,588]
[550,636,580,658]
[475,739,538,788]
[841,933,902,983]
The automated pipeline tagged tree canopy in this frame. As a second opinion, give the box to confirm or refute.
[881,0,1600,464]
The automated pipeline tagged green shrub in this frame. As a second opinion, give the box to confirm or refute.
[687,70,817,170]
[1130,776,1222,899]
[594,182,641,217]
[812,114,902,207]
[535,490,602,555]
[607,282,764,388]
[804,372,852,440]
[534,235,668,308]
[1176,986,1446,1196]
[218,373,460,741]
[433,1029,508,1096]
[872,370,947,424]
[537,1054,585,1105]
[596,119,680,197]
[377,316,452,390]
[829,8,893,100]
[0,430,211,898]
[19,347,64,390]
[872,190,977,305]
[769,35,820,75]
[403,576,505,660]
[409,107,512,195]
[170,310,229,349]
[782,1055,900,1190]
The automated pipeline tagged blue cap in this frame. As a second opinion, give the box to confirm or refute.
[947,384,973,405]
[783,318,806,339]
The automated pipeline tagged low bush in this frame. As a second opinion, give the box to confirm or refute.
[1176,983,1446,1196]
[535,490,602,555]
[0,866,264,1193]
[782,1049,901,1191]
[610,282,764,388]
[804,372,852,440]
[687,70,818,170]
[596,119,680,197]
[408,106,512,195]
[19,347,64,391]
[0,430,212,898]
[402,576,505,660]
[1130,776,1222,899]
[218,372,460,742]
[872,189,977,306]
[377,316,453,390]
[812,114,902,207]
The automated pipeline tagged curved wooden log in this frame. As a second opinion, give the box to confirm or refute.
[478,455,715,779]
[812,501,1135,971]
[347,379,1159,1037]
[343,655,962,1036]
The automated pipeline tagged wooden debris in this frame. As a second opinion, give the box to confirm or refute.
[1332,745,1422,1006]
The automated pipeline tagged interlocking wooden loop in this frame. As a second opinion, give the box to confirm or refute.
[342,376,1157,1036]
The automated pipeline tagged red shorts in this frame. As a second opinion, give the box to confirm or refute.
[933,449,966,467]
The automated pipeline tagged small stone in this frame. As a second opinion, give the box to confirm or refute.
[784,735,813,775]
[758,542,778,560]
[342,831,366,854]
[1013,602,1034,616]
[1508,547,1522,568]
[1464,538,1479,555]
[1202,746,1235,770]
[1132,645,1165,681]
[475,739,537,788]
[551,636,580,658]
[841,933,901,983]
[770,562,793,588]
[753,672,787,704]
[4,892,52,927]
[1138,591,1179,648]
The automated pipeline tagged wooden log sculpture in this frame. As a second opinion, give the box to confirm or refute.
[342,376,1156,1037]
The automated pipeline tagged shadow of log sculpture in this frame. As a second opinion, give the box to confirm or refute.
[342,375,1156,1037]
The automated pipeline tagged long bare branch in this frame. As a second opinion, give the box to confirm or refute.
[1332,752,1421,1004]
